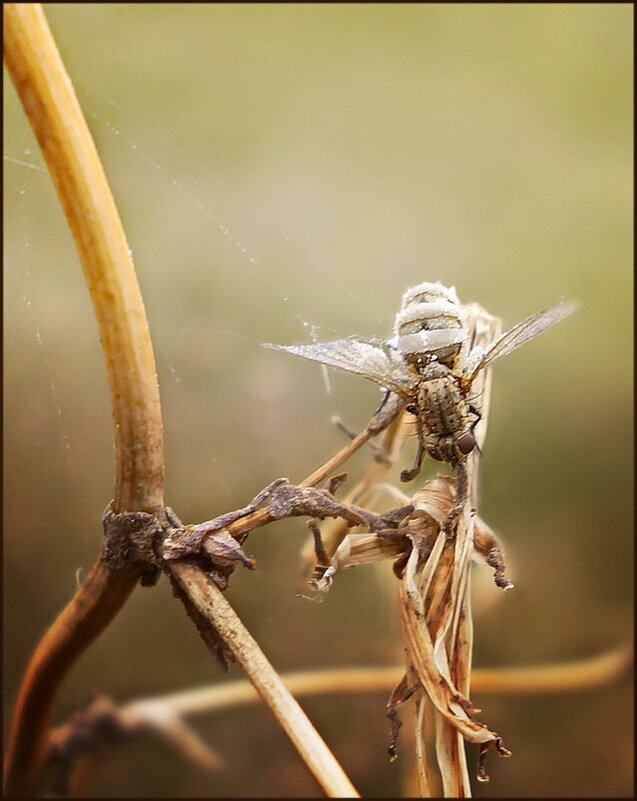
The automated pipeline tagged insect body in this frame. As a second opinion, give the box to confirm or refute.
[264,282,575,483]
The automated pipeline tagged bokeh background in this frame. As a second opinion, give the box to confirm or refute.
[4,3,632,797]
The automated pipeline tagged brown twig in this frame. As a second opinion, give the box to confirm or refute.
[299,405,411,577]
[168,561,360,798]
[3,563,141,797]
[214,393,405,543]
[119,643,634,713]
[3,4,164,795]
[48,694,222,797]
[46,644,631,794]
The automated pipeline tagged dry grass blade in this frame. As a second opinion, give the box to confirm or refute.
[300,406,413,578]
[392,304,504,797]
[394,479,507,795]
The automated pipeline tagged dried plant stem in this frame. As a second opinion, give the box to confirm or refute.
[300,427,382,488]
[469,643,632,694]
[126,667,411,719]
[45,645,630,794]
[3,3,164,513]
[3,563,140,797]
[435,501,475,796]
[299,410,411,576]
[169,561,360,798]
[200,434,374,541]
[3,4,164,796]
[399,305,502,798]
[434,305,501,797]
[116,642,634,721]
[221,399,404,542]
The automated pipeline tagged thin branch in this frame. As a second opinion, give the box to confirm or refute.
[221,395,405,543]
[180,430,378,545]
[468,643,632,694]
[3,4,164,794]
[46,644,631,794]
[168,561,360,798]
[299,409,411,577]
[122,643,632,719]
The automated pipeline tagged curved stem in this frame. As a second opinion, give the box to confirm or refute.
[3,4,165,795]
[3,2,164,513]
[3,562,143,796]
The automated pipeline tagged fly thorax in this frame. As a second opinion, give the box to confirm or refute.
[418,360,451,381]
[416,366,466,438]
[390,281,467,369]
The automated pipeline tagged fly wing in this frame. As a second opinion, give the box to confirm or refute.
[465,300,576,383]
[263,338,415,398]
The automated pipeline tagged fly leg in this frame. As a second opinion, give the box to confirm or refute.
[400,421,426,483]
[332,416,392,464]
[386,672,418,759]
[330,389,403,463]
[468,404,483,455]
[369,390,406,434]
[442,460,469,536]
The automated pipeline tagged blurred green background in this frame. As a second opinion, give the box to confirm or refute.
[4,3,632,797]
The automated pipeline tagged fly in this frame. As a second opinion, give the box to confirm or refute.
[264,282,575,485]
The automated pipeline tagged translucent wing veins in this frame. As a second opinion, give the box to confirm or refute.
[263,339,415,397]
[467,300,577,382]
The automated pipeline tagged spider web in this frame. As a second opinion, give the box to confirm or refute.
[4,95,374,490]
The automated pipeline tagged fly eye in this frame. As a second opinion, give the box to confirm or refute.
[457,432,476,455]
[406,404,418,415]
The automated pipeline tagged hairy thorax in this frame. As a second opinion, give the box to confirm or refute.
[414,361,475,464]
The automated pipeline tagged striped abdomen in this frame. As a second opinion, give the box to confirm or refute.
[392,281,466,369]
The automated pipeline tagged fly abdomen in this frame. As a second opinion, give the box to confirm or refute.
[391,281,466,369]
